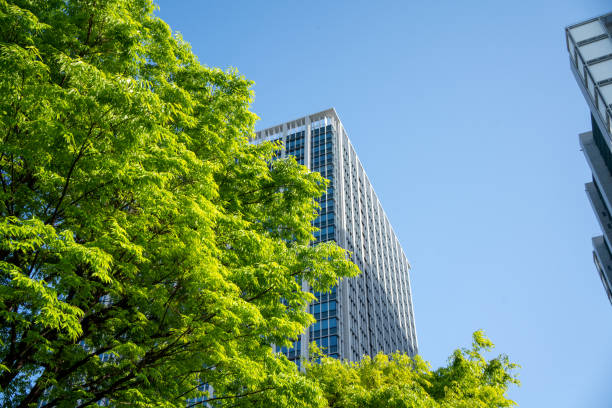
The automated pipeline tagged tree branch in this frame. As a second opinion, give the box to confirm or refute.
[186,386,275,408]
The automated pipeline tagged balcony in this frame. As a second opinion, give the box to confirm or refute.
[592,236,612,306]
[566,13,612,138]
[585,181,612,248]
[579,130,612,217]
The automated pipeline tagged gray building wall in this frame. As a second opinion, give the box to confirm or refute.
[567,12,612,305]
[252,108,418,362]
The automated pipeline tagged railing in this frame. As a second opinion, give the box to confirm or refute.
[566,18,612,137]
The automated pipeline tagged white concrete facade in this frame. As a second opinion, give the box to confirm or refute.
[252,108,418,362]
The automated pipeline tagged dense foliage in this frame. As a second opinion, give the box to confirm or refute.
[305,330,519,408]
[0,0,358,406]
[0,1,520,407]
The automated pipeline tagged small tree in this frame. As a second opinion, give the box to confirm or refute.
[0,1,358,407]
[305,331,519,408]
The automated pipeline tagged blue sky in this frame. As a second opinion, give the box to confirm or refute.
[155,1,612,406]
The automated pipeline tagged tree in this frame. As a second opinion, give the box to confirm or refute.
[0,1,358,407]
[304,330,520,408]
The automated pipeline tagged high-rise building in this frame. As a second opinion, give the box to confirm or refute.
[252,108,418,364]
[566,13,612,305]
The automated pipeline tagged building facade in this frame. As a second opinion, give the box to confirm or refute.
[566,13,612,305]
[252,108,418,364]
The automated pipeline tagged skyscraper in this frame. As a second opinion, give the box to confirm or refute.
[566,13,612,305]
[252,108,418,364]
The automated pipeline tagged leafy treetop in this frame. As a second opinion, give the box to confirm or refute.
[0,0,358,407]
[305,330,520,408]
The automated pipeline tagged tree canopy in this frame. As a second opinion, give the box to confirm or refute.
[0,0,358,406]
[305,330,520,408]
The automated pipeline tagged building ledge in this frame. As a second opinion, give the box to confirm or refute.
[592,236,612,305]
[580,131,612,214]
[585,181,612,248]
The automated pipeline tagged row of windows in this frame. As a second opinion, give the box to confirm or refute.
[317,204,334,217]
[309,317,338,339]
[279,339,301,360]
[287,147,305,156]
[314,225,335,238]
[314,212,334,225]
[312,147,332,159]
[314,170,334,246]
[286,142,305,152]
[312,124,332,132]
[310,300,337,315]
[315,335,338,354]
[312,141,332,155]
[312,124,332,134]
[311,163,334,175]
[313,286,337,302]
[285,133,305,166]
[312,133,333,147]
[312,154,333,168]
[318,198,334,213]
[286,131,305,140]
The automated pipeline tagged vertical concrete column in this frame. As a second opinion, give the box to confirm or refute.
[335,117,347,249]
[304,116,312,171]
[405,256,418,353]
[357,153,367,356]
[300,115,312,365]
[340,135,353,360]
[280,122,287,159]
[367,187,382,354]
[334,119,348,360]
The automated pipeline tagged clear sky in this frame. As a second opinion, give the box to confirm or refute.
[155,1,612,406]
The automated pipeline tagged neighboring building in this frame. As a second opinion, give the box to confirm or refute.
[566,13,612,305]
[252,108,418,364]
